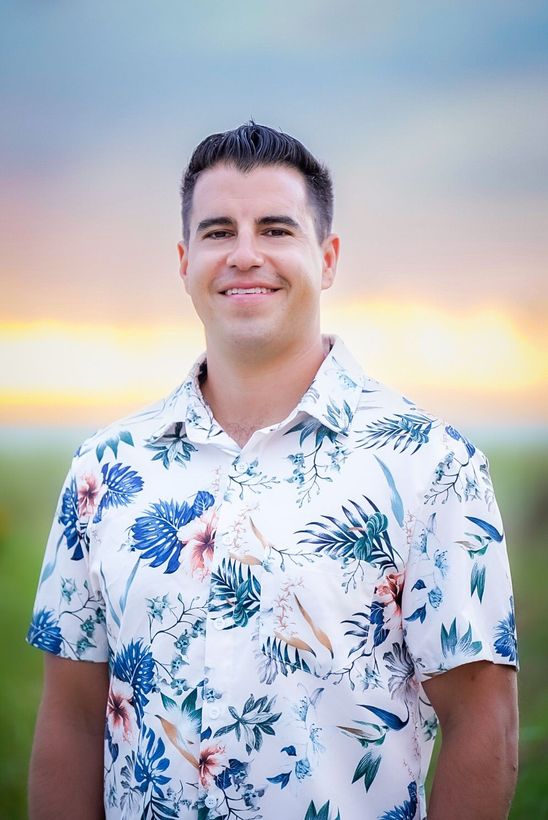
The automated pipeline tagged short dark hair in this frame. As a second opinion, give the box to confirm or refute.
[180,122,333,245]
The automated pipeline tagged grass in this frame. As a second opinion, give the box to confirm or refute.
[0,433,546,818]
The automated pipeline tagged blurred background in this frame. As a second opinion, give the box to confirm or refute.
[1,1,547,817]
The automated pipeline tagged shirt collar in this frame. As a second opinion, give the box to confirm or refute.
[147,335,365,443]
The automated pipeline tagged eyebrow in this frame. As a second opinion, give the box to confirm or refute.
[256,215,300,230]
[195,214,301,235]
[196,217,234,234]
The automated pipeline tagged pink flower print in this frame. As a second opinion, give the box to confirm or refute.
[106,678,137,743]
[198,742,228,787]
[77,473,105,518]
[375,571,405,619]
[178,512,218,579]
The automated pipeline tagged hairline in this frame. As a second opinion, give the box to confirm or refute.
[183,159,327,247]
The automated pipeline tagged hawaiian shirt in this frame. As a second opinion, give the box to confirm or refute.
[28,336,517,820]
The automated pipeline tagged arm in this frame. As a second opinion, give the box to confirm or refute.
[29,653,109,820]
[423,660,518,820]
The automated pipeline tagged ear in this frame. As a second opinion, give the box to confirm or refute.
[177,241,190,292]
[320,233,340,291]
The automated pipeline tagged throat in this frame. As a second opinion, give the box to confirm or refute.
[222,420,267,448]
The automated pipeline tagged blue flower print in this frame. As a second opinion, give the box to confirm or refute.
[295,757,312,780]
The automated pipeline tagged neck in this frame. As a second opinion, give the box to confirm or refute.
[200,335,330,447]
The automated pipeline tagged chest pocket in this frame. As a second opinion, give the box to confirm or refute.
[258,552,377,680]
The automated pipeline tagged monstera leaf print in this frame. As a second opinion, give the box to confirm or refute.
[379,782,418,820]
[112,639,155,723]
[131,492,214,574]
[59,477,83,559]
[27,608,63,654]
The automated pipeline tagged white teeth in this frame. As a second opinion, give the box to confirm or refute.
[224,287,275,295]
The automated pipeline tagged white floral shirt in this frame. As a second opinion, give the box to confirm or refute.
[28,336,517,820]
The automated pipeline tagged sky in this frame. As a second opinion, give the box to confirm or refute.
[1,1,547,430]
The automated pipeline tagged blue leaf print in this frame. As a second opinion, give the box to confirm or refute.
[134,727,171,795]
[359,413,433,454]
[96,433,134,462]
[445,425,476,457]
[192,490,215,517]
[465,516,503,543]
[494,601,518,663]
[95,462,144,522]
[59,477,83,560]
[298,496,398,573]
[380,782,418,820]
[209,558,261,628]
[358,704,409,731]
[131,498,195,574]
[145,422,197,469]
[39,533,65,585]
[404,605,426,624]
[441,620,482,658]
[27,608,63,654]
[113,639,155,723]
[267,771,292,789]
[100,564,121,629]
[282,745,297,756]
[374,456,404,527]
[352,750,382,791]
[411,579,426,591]
[304,800,341,820]
[118,558,140,614]
[286,418,338,448]
[470,562,486,602]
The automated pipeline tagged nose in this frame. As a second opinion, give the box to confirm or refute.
[225,231,264,270]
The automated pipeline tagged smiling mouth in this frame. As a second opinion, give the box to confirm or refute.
[222,287,279,295]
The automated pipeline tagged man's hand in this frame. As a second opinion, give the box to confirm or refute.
[29,654,109,820]
[423,660,518,820]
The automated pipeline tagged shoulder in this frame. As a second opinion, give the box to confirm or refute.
[69,388,183,474]
[352,373,488,474]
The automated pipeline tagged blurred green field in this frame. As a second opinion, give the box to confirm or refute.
[0,431,547,819]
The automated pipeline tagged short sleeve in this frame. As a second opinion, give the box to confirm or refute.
[402,437,518,681]
[27,452,108,662]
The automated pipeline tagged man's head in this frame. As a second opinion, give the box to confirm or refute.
[180,122,333,246]
[177,124,339,362]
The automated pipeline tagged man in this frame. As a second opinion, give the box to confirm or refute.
[28,123,518,820]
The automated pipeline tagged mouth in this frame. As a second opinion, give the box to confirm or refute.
[221,287,280,296]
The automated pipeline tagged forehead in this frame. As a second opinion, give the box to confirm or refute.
[190,163,311,222]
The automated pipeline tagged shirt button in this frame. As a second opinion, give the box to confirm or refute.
[209,704,221,719]
[205,795,218,808]
[213,618,224,631]
[222,534,232,546]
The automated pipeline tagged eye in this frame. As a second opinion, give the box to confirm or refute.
[204,230,232,239]
[264,228,291,237]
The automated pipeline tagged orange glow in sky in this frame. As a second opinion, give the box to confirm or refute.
[2,301,546,428]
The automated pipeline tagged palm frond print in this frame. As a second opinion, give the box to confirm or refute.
[209,557,261,628]
[357,413,434,454]
[95,462,144,521]
[298,496,399,572]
